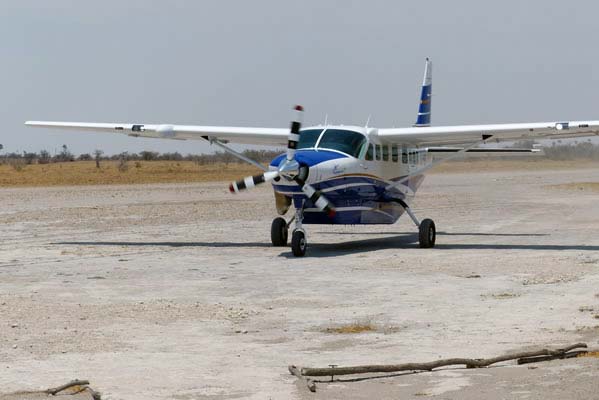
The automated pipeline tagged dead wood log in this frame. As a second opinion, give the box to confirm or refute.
[45,380,90,395]
[517,350,589,364]
[296,343,587,377]
[289,365,316,392]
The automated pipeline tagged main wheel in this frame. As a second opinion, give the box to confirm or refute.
[418,218,436,248]
[291,230,307,257]
[271,217,288,246]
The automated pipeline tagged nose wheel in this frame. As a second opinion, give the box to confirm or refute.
[291,230,307,257]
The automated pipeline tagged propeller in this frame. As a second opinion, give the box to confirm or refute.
[229,105,336,218]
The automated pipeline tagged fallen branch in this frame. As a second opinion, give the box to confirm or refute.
[294,343,587,378]
[45,380,90,395]
[288,365,316,393]
[517,349,589,365]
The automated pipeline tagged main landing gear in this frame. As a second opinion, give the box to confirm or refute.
[395,199,436,248]
[270,217,288,247]
[271,202,436,257]
[270,208,307,257]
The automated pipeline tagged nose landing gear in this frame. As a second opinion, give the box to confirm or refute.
[271,208,307,257]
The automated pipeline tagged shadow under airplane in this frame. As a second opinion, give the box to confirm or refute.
[54,230,599,259]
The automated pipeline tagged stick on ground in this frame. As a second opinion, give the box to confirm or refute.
[45,380,90,395]
[296,343,587,377]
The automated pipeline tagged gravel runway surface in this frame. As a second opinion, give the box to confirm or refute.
[1,167,599,399]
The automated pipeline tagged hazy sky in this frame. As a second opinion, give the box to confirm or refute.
[2,0,599,155]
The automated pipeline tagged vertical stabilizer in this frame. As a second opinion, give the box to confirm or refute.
[414,58,432,127]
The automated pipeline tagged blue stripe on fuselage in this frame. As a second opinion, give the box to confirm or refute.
[269,150,348,167]
[273,174,426,225]
[273,174,422,195]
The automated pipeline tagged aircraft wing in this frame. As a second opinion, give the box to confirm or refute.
[375,120,599,146]
[24,121,289,146]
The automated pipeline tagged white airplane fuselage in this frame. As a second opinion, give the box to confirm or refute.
[269,125,432,225]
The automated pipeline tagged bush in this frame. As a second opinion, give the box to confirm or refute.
[117,152,129,172]
[94,150,104,169]
[544,142,599,161]
[39,150,51,164]
[140,151,159,161]
[22,152,38,165]
[8,158,25,171]
[159,152,183,161]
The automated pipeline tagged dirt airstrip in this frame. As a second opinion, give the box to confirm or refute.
[1,164,599,399]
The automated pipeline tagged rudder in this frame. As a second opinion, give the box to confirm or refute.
[414,58,432,127]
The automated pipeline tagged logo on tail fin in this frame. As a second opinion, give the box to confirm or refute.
[414,58,432,127]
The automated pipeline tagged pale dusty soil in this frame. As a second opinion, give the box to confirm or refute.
[1,166,599,399]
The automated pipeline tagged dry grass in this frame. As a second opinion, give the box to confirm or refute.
[324,321,377,334]
[1,158,598,188]
[0,161,263,187]
[481,292,521,300]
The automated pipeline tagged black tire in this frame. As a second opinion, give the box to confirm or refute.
[271,217,288,247]
[291,230,307,257]
[419,218,436,248]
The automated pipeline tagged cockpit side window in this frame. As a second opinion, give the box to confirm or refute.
[317,129,367,158]
[297,129,323,149]
[365,143,374,161]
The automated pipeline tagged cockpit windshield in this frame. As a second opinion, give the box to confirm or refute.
[317,129,367,158]
[297,128,367,158]
[297,129,322,149]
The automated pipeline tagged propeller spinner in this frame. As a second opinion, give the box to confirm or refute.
[229,106,336,218]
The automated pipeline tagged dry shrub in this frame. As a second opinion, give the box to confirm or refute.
[8,158,25,172]
[324,320,376,334]
[118,157,129,172]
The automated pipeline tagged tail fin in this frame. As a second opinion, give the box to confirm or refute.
[414,58,432,127]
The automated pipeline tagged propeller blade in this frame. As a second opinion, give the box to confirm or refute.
[287,105,304,161]
[229,170,279,193]
[296,179,336,218]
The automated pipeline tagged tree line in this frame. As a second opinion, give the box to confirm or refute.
[0,144,284,167]
[2,141,599,168]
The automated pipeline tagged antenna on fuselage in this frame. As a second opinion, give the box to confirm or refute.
[324,113,328,126]
[365,114,372,128]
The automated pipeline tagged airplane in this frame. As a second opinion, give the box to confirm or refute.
[26,59,599,256]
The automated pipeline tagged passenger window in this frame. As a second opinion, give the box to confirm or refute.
[392,144,399,162]
[382,145,389,161]
[402,151,408,164]
[365,144,374,161]
[375,144,381,161]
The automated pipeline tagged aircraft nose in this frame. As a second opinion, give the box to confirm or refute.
[293,152,320,167]
[269,149,347,169]
[294,150,346,167]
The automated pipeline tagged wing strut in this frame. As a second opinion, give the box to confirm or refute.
[209,138,269,171]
